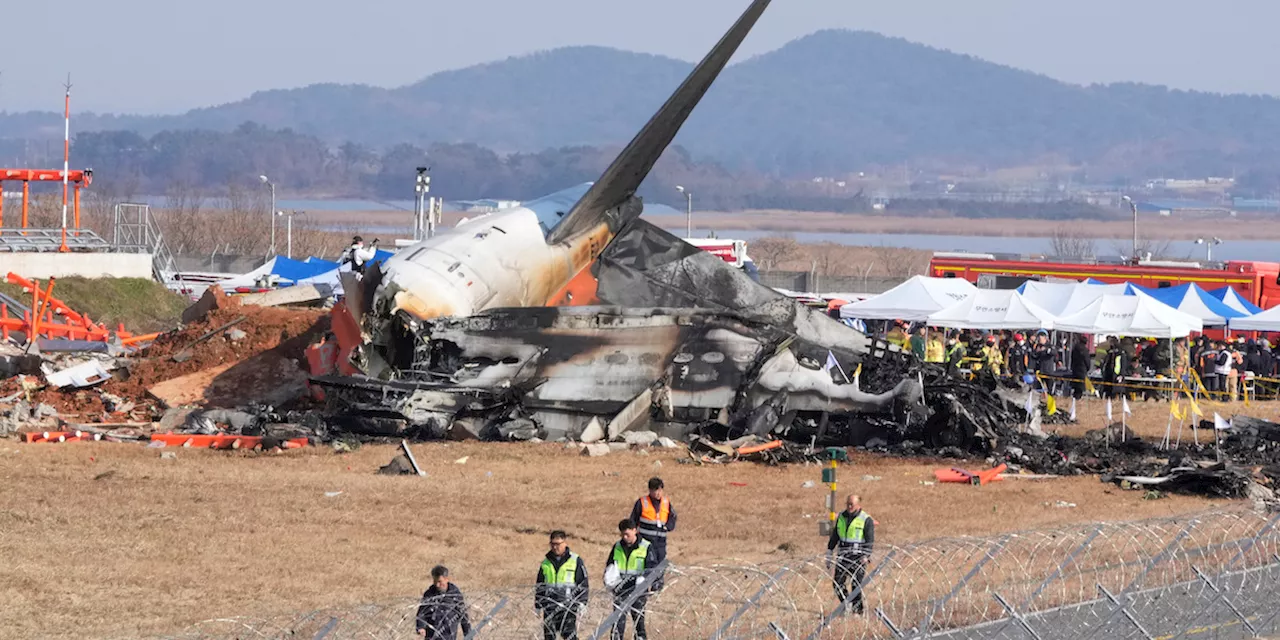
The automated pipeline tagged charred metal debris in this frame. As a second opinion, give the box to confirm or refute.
[303,220,1280,503]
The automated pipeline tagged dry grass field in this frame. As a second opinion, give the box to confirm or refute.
[4,399,1270,639]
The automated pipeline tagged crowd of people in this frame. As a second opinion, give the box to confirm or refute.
[871,319,1280,401]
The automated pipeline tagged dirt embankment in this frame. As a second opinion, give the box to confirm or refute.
[1,291,329,420]
[111,294,328,402]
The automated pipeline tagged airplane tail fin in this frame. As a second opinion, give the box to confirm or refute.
[546,0,772,244]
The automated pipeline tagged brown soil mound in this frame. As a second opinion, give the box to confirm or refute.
[112,295,329,401]
[9,292,331,417]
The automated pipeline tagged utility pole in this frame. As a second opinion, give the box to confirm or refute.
[676,185,692,236]
[61,74,71,234]
[415,167,432,240]
[276,210,299,258]
[1122,195,1138,262]
[259,174,276,255]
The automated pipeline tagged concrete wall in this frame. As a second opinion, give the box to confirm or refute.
[758,270,905,295]
[2,252,153,279]
[172,254,266,274]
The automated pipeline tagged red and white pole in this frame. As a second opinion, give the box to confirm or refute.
[62,75,71,232]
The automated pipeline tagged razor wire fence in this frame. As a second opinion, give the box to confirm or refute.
[172,509,1280,640]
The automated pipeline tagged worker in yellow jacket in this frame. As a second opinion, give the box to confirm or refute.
[925,332,945,364]
[885,321,908,348]
[982,337,1005,377]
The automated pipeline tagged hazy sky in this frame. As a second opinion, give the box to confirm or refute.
[5,0,1279,114]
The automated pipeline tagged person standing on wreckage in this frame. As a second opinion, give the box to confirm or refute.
[826,494,875,616]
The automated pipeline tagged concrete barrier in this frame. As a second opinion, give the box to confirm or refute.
[2,252,153,279]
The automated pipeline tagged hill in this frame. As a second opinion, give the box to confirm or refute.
[5,30,1280,177]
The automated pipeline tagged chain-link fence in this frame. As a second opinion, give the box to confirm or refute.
[172,510,1280,640]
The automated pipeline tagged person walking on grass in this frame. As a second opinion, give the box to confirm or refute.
[827,494,875,616]
[536,530,589,640]
[605,519,653,640]
[416,565,472,639]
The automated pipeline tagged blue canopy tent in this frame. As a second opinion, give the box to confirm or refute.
[270,256,337,283]
[1206,286,1263,315]
[1130,283,1245,326]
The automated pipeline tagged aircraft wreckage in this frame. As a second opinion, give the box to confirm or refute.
[310,0,1025,449]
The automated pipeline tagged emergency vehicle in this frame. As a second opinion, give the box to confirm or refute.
[683,238,760,281]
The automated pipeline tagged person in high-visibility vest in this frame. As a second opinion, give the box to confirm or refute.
[629,477,676,589]
[536,530,589,640]
[605,520,653,640]
[945,336,965,375]
[886,321,908,348]
[925,332,945,364]
[825,494,876,616]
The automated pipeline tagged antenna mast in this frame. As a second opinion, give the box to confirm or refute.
[62,74,72,233]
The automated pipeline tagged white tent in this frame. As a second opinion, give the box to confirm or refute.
[839,276,976,321]
[927,289,1057,330]
[1054,293,1203,338]
[1228,304,1280,331]
[1017,281,1133,316]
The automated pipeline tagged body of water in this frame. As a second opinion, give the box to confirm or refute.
[134,195,1275,261]
[308,220,1279,262]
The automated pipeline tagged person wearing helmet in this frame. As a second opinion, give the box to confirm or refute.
[1007,333,1029,381]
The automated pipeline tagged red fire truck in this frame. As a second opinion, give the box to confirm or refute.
[684,238,760,281]
[928,253,1280,310]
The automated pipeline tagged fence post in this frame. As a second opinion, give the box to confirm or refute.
[987,525,1104,639]
[803,549,898,640]
[1078,518,1197,640]
[311,617,338,640]
[1170,514,1279,640]
[991,592,1045,640]
[462,596,509,640]
[710,567,788,640]
[587,559,669,640]
[910,536,1010,638]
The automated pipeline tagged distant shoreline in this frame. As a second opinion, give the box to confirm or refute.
[297,208,1280,241]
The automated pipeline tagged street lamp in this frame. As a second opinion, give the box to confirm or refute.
[1121,195,1138,261]
[276,210,301,258]
[676,185,692,237]
[1195,237,1223,261]
[259,174,276,256]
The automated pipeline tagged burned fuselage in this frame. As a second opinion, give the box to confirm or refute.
[320,305,915,442]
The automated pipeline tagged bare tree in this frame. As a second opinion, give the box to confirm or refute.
[749,236,802,271]
[1050,225,1096,259]
[871,245,927,279]
[1110,239,1184,261]
[810,241,845,276]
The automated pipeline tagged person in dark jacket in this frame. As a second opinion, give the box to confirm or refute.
[1070,336,1091,399]
[1191,336,1209,380]
[1007,333,1030,381]
[536,530,590,640]
[1102,338,1129,399]
[416,566,472,639]
[826,494,876,615]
